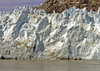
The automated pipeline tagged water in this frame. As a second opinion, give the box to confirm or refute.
[0,60,100,71]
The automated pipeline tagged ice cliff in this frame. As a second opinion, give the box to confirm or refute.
[0,6,100,60]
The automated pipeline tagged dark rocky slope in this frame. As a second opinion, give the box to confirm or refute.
[36,0,100,13]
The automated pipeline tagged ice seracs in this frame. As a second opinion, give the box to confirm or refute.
[0,6,100,60]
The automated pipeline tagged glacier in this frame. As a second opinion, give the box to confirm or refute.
[0,6,100,60]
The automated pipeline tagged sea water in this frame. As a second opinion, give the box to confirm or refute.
[0,60,100,71]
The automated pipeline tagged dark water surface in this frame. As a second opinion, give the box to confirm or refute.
[0,60,100,71]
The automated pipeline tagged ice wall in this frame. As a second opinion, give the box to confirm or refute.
[0,6,100,60]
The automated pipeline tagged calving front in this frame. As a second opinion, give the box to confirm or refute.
[0,6,100,60]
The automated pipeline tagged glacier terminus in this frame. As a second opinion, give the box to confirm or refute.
[0,6,100,60]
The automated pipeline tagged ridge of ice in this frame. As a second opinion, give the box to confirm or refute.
[0,6,100,60]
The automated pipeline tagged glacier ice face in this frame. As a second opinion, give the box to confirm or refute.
[0,6,100,60]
